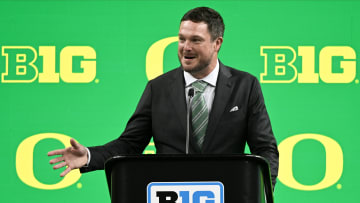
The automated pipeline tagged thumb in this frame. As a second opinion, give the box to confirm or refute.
[70,138,81,149]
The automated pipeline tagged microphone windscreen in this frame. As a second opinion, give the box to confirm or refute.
[188,88,194,97]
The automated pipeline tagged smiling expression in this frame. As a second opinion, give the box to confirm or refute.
[178,20,223,79]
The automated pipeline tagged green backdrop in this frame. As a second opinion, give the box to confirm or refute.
[1,0,359,202]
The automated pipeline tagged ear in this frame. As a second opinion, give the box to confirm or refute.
[214,37,223,52]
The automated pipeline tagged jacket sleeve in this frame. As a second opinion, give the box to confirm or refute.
[80,82,153,172]
[246,77,279,189]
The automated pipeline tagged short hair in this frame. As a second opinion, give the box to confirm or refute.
[181,7,225,41]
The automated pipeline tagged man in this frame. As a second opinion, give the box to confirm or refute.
[48,7,279,187]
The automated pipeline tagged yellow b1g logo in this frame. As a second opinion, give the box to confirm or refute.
[261,46,357,83]
[1,46,96,83]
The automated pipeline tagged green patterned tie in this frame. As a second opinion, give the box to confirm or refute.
[191,80,209,148]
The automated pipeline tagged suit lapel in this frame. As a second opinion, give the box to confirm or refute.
[202,63,233,152]
[169,68,187,132]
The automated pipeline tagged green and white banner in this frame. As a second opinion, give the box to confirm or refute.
[1,0,359,202]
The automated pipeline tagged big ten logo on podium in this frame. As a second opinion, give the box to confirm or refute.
[260,46,358,84]
[1,46,96,83]
[147,182,224,203]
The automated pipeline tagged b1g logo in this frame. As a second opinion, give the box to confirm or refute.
[147,182,224,203]
[260,46,358,83]
[1,46,96,83]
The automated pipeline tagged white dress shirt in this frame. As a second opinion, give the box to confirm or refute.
[184,59,219,112]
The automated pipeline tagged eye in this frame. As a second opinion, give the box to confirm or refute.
[192,38,202,43]
[178,37,185,43]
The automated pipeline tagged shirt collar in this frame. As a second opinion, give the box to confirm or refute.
[184,59,219,87]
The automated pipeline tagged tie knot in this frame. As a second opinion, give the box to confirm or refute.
[192,80,207,93]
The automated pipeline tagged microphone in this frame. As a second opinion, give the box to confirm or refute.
[186,88,194,154]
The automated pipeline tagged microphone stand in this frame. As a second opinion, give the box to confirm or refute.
[186,88,194,154]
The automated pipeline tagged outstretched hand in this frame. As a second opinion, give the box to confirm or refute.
[48,138,88,177]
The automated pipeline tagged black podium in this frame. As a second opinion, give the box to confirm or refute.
[105,154,273,203]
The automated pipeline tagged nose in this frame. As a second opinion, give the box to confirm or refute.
[183,40,192,51]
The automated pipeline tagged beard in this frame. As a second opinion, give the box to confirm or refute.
[182,60,211,75]
[178,54,212,76]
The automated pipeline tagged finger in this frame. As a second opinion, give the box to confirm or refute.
[60,167,72,177]
[48,149,65,156]
[53,162,67,170]
[49,156,64,164]
[70,138,80,149]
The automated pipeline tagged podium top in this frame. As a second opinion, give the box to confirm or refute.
[105,153,270,169]
[105,154,269,167]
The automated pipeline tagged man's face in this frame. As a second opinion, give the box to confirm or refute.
[178,20,222,78]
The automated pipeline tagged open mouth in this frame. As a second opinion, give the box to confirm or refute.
[184,56,196,59]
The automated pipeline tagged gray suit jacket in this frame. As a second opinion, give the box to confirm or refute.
[81,62,279,187]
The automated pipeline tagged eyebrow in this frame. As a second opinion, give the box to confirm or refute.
[178,34,204,39]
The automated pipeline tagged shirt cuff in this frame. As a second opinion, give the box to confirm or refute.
[84,147,91,167]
